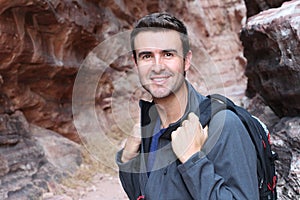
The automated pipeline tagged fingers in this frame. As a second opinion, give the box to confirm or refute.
[132,123,141,138]
[128,123,142,144]
[182,112,199,125]
[203,126,208,139]
[171,112,209,163]
[187,112,199,123]
[171,126,181,140]
[121,123,142,163]
[181,120,189,127]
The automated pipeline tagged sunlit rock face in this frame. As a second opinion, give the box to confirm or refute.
[0,0,248,198]
[0,0,111,142]
[241,0,300,117]
[1,0,299,199]
[0,0,248,143]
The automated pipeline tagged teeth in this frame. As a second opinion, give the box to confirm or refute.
[154,78,165,81]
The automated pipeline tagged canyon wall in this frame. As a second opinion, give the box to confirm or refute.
[241,0,300,198]
[0,0,299,199]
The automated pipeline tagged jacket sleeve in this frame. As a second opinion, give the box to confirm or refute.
[116,149,142,200]
[177,110,259,200]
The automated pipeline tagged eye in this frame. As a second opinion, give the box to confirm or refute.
[164,52,174,58]
[142,54,152,60]
[138,52,153,61]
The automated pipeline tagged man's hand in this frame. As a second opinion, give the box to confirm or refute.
[121,123,141,163]
[171,112,208,163]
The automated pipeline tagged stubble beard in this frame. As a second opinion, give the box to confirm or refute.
[141,72,185,100]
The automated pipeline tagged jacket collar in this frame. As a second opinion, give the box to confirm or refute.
[139,81,206,142]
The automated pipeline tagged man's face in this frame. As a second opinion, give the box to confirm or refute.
[133,30,191,99]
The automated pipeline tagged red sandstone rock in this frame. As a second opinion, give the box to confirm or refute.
[0,0,247,142]
[240,0,300,117]
[243,0,288,17]
[1,0,299,199]
[0,1,248,198]
[241,1,300,198]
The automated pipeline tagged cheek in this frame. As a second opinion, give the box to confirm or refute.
[170,60,185,72]
[171,57,184,65]
[137,67,149,78]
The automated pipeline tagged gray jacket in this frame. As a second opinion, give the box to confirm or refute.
[116,81,259,200]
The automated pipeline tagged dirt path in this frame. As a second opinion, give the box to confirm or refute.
[78,173,128,200]
[43,173,128,200]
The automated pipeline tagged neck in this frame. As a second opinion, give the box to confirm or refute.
[153,83,188,128]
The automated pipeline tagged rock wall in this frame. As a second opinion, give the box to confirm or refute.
[241,0,300,117]
[244,0,287,17]
[0,0,248,142]
[0,0,104,142]
[241,0,300,199]
[0,0,249,198]
[272,117,300,199]
[0,0,299,199]
[0,111,82,199]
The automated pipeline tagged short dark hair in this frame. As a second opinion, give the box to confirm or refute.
[130,13,190,63]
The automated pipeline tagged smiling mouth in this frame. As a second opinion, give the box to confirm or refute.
[151,76,170,84]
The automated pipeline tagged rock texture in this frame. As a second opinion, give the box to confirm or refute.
[241,0,300,199]
[0,0,249,198]
[0,0,299,199]
[0,111,82,199]
[0,0,104,142]
[271,117,300,199]
[245,95,300,199]
[241,0,300,117]
[244,0,287,17]
[0,0,248,143]
[30,124,83,175]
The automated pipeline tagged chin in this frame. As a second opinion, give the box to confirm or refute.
[150,90,173,99]
[143,84,174,99]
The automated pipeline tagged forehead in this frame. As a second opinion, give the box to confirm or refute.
[134,30,182,52]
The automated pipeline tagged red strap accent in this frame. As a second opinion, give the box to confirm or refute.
[268,132,271,144]
[262,140,266,148]
[267,176,277,191]
[273,176,277,189]
[137,195,145,200]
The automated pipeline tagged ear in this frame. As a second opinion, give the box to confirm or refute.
[184,50,192,72]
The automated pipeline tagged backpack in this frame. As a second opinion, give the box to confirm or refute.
[198,94,278,200]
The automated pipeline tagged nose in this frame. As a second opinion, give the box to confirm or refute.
[152,54,164,73]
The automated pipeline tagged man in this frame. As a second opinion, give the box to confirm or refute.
[116,12,258,200]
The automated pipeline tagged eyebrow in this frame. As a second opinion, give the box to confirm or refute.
[162,49,178,54]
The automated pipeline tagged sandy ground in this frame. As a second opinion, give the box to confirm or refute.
[42,135,130,199]
[43,173,128,200]
[79,174,128,200]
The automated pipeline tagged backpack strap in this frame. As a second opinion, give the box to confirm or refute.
[199,94,278,199]
[199,94,228,127]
